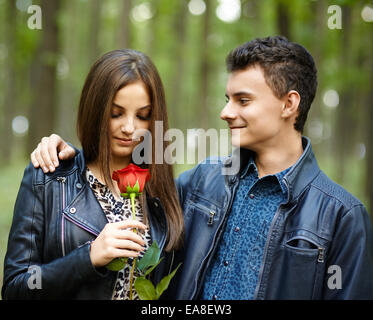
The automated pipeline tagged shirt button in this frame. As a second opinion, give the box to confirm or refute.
[223,260,229,266]
[234,226,240,232]
[212,295,218,300]
[249,193,255,199]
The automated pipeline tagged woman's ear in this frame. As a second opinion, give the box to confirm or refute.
[281,90,301,119]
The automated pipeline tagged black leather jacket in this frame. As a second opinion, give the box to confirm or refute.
[2,151,169,299]
[170,137,373,299]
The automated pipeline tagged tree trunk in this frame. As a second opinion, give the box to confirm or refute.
[118,0,132,49]
[365,31,373,214]
[277,0,291,39]
[0,0,16,164]
[27,0,61,155]
[199,0,212,129]
[168,0,188,128]
[89,0,102,63]
[334,6,353,184]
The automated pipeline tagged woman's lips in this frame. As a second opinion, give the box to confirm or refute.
[115,137,134,146]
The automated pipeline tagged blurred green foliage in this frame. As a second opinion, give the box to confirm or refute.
[1,0,373,295]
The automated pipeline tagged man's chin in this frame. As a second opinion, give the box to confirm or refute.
[231,138,254,150]
[231,140,246,149]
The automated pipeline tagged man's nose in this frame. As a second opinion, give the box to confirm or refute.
[220,102,237,121]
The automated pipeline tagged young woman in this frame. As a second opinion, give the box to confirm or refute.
[2,49,184,300]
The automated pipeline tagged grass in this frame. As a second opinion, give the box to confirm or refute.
[0,159,28,297]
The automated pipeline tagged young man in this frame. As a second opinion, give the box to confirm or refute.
[30,36,373,299]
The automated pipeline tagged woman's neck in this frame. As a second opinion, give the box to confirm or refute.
[87,160,126,199]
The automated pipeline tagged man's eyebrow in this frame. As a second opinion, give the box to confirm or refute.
[112,103,151,110]
[225,91,255,98]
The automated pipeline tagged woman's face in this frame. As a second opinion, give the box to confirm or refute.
[110,80,151,167]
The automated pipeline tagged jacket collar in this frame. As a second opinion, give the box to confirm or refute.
[75,149,87,176]
[282,136,320,204]
[224,136,320,204]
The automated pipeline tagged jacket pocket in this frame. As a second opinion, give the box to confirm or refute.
[185,192,219,226]
[268,229,327,299]
[285,234,325,262]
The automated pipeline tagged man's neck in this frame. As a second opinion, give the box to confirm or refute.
[253,134,303,178]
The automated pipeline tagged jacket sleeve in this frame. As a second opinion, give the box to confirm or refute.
[323,204,373,299]
[1,163,107,300]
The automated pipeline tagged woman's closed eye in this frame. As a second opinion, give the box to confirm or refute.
[137,110,151,121]
[111,112,122,119]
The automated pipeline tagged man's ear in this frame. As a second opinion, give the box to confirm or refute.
[281,90,301,118]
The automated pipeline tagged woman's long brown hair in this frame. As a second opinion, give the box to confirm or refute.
[77,49,184,251]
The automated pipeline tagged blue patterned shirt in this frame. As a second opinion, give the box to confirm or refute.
[201,156,291,300]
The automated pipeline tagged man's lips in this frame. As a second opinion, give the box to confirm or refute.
[229,126,246,130]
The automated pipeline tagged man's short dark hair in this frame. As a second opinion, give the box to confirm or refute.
[226,36,317,133]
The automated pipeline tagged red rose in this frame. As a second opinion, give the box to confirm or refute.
[112,163,150,196]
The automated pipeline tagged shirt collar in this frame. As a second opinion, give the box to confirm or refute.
[241,153,292,195]
[225,137,320,203]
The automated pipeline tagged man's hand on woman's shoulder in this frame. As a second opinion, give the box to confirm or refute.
[30,133,76,173]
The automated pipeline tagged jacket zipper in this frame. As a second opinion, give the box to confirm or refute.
[254,178,291,299]
[317,247,325,263]
[254,206,283,299]
[192,180,238,298]
[208,210,215,225]
[57,177,67,256]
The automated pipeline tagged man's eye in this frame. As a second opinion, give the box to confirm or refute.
[240,99,250,105]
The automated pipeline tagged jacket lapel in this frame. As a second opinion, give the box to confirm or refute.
[63,181,108,237]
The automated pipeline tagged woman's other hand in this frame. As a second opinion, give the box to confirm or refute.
[30,134,76,173]
[89,220,147,267]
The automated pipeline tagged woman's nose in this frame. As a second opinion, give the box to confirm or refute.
[120,117,135,135]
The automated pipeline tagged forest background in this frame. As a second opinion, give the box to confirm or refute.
[1,0,373,292]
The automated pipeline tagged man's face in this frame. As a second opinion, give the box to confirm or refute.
[221,65,287,151]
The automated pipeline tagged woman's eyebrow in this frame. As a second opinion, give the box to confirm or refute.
[112,103,151,110]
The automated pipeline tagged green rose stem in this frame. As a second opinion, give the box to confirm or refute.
[128,192,137,300]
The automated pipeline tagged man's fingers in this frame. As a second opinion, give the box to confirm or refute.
[40,137,56,172]
[48,134,62,166]
[34,143,49,173]
[30,151,40,168]
[58,144,75,160]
